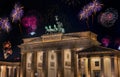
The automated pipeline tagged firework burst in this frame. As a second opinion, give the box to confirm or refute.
[3,41,13,59]
[0,18,11,33]
[79,0,103,20]
[101,37,110,47]
[11,3,24,22]
[98,8,118,27]
[22,16,37,34]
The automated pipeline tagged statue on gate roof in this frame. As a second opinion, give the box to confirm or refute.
[45,15,65,34]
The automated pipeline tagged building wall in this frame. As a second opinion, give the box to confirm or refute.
[20,50,120,77]
[91,57,101,77]
[21,48,76,77]
[20,49,120,77]
[0,62,20,77]
[19,32,120,77]
[78,55,120,77]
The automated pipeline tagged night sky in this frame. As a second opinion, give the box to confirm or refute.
[0,0,120,62]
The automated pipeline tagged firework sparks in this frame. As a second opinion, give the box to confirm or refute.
[0,18,11,32]
[98,8,118,27]
[101,37,110,47]
[11,3,24,22]
[79,0,102,20]
[22,16,37,34]
[92,0,102,13]
[3,41,13,59]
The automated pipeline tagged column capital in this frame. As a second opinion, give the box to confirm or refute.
[7,66,12,69]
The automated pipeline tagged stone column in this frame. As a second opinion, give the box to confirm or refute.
[33,51,37,77]
[111,57,114,77]
[0,66,1,77]
[44,51,48,77]
[87,57,91,77]
[85,58,89,77]
[72,51,78,77]
[12,67,16,77]
[80,58,85,77]
[47,50,57,77]
[63,49,71,77]
[20,52,26,77]
[37,51,44,77]
[1,66,7,77]
[61,49,64,77]
[7,66,12,77]
[26,52,33,77]
[103,56,112,77]
[111,56,118,77]
[100,57,104,77]
[17,67,20,77]
[77,58,80,77]
[118,58,120,77]
[81,57,89,77]
[0,66,2,77]
[76,54,79,77]
[80,57,89,77]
